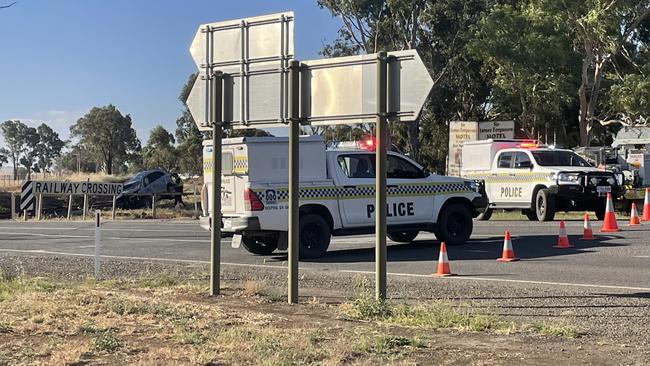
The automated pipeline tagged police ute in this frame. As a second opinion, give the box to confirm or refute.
[461,139,622,221]
[200,136,487,258]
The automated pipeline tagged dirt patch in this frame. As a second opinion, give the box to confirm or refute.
[0,275,646,365]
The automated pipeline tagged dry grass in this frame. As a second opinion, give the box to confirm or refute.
[0,272,586,366]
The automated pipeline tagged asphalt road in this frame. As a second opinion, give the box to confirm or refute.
[1,218,649,292]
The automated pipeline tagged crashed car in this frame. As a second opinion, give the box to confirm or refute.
[117,169,183,208]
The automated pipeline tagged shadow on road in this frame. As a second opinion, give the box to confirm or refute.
[278,234,624,264]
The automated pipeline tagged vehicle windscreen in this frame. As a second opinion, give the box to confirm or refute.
[531,151,592,167]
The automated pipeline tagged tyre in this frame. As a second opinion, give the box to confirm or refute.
[299,214,331,259]
[476,208,493,221]
[436,203,473,246]
[595,207,605,221]
[523,209,538,221]
[535,189,556,221]
[387,230,419,243]
[241,235,278,255]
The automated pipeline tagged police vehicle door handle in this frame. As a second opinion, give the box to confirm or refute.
[509,174,516,177]
[387,185,398,189]
[343,185,356,189]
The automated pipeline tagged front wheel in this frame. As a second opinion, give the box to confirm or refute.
[242,235,278,255]
[523,209,538,221]
[436,203,473,245]
[299,214,331,259]
[387,230,419,243]
[535,189,556,222]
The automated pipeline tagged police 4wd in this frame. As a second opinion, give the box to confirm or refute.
[461,139,622,221]
[200,136,487,258]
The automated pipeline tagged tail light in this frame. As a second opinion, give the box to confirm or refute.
[243,188,264,211]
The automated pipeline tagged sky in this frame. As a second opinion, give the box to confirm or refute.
[0,0,342,151]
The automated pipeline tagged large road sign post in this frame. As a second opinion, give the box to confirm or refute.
[187,12,433,302]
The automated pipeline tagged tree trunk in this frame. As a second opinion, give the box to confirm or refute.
[106,153,113,175]
[12,155,16,181]
[406,121,420,160]
[577,41,593,147]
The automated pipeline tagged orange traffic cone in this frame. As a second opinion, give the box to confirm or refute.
[642,188,650,221]
[497,231,519,262]
[600,192,621,232]
[581,213,594,240]
[629,202,641,226]
[434,242,456,277]
[554,220,573,248]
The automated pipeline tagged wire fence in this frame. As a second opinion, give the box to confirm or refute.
[0,190,202,221]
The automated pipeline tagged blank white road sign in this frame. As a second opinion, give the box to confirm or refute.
[301,50,434,125]
[187,12,294,130]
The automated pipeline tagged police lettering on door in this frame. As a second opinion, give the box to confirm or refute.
[501,187,522,198]
[367,202,415,218]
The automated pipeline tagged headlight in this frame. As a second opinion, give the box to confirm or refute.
[607,177,616,185]
[552,172,581,184]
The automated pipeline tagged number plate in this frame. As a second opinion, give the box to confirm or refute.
[597,186,611,196]
[231,234,242,249]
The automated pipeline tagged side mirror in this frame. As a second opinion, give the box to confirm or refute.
[515,161,533,169]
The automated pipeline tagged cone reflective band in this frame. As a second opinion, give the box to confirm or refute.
[642,188,650,221]
[554,220,573,248]
[497,230,519,262]
[629,202,641,226]
[434,242,456,277]
[600,192,621,232]
[581,213,594,240]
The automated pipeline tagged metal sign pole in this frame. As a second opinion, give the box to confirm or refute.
[375,51,388,301]
[210,71,224,296]
[288,60,300,304]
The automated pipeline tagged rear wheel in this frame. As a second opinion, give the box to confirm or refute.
[387,230,419,243]
[535,189,556,222]
[241,235,278,255]
[299,214,331,259]
[436,203,473,245]
[476,208,493,221]
[595,207,606,221]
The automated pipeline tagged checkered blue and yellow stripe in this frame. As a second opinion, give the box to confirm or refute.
[253,182,472,202]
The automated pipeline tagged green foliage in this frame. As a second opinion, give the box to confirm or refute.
[607,61,650,124]
[35,123,65,173]
[70,105,141,175]
[175,73,204,176]
[531,323,580,338]
[92,329,121,352]
[143,125,178,171]
[470,3,580,137]
[0,147,8,169]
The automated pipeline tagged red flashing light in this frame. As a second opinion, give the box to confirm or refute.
[358,136,377,151]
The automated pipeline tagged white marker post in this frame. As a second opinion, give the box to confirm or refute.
[94,210,101,280]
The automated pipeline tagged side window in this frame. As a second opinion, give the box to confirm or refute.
[513,152,532,169]
[337,155,375,178]
[387,155,425,179]
[146,172,164,186]
[222,152,233,175]
[497,152,514,169]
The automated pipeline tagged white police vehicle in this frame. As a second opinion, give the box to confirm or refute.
[200,136,487,258]
[461,139,622,221]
